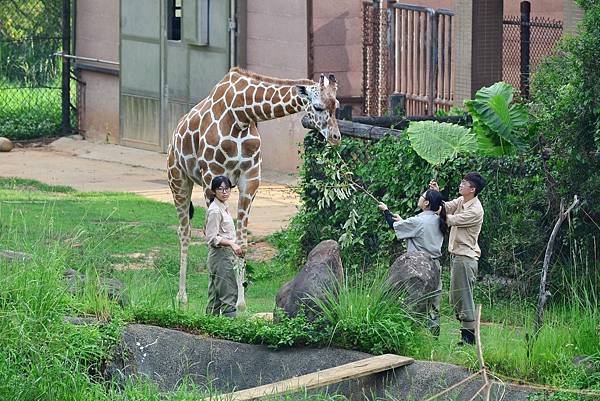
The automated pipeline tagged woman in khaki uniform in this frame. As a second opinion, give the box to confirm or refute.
[204,176,243,317]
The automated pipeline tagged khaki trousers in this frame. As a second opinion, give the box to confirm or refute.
[449,254,478,330]
[427,258,442,334]
[206,246,238,317]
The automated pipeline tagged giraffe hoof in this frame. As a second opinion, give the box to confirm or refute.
[176,292,188,307]
[236,301,247,312]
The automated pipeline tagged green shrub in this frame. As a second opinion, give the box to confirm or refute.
[283,132,550,295]
[529,0,600,301]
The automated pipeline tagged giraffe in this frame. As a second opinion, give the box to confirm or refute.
[167,67,341,307]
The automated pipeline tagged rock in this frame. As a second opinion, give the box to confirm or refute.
[106,324,536,400]
[64,268,129,307]
[480,273,525,297]
[387,251,440,314]
[573,355,597,373]
[106,324,372,392]
[0,250,32,262]
[275,240,344,321]
[63,316,101,325]
[0,137,14,152]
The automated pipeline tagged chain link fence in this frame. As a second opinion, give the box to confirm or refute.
[0,0,71,140]
[502,15,563,98]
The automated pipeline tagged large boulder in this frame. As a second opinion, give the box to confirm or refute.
[64,268,129,307]
[105,324,536,400]
[0,137,14,152]
[275,240,343,321]
[387,251,440,314]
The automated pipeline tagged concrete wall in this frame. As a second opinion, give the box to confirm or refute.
[311,1,362,105]
[504,0,563,19]
[75,0,120,143]
[564,0,584,35]
[453,0,504,103]
[244,0,308,174]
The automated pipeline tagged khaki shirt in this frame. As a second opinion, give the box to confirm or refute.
[393,210,444,259]
[204,199,236,248]
[445,196,484,260]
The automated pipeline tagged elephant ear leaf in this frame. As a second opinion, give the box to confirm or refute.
[471,82,527,150]
[407,121,476,166]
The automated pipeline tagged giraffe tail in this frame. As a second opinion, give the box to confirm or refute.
[189,202,195,220]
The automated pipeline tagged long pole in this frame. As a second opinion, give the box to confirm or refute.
[61,0,71,135]
[520,1,531,98]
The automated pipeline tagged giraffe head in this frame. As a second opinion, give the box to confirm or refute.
[296,74,341,145]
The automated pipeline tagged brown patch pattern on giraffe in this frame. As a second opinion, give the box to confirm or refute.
[166,66,340,307]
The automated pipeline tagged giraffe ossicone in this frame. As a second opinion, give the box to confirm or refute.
[167,67,341,308]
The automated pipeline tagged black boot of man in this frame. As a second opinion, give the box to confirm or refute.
[458,328,476,346]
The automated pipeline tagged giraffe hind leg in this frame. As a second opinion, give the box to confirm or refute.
[168,166,194,307]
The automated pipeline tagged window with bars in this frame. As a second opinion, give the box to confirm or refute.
[168,0,182,41]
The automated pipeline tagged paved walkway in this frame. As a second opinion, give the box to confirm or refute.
[0,136,300,238]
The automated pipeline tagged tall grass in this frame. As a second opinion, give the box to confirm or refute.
[313,274,426,355]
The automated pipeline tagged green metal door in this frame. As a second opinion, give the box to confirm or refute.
[120,0,231,152]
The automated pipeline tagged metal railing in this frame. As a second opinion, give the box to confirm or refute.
[362,1,453,116]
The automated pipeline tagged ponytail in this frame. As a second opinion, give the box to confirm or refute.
[438,201,448,235]
[425,189,448,235]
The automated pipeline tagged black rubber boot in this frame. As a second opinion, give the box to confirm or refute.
[458,328,476,346]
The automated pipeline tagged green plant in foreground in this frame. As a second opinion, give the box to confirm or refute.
[312,274,424,356]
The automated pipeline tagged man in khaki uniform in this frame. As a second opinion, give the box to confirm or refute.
[431,172,485,345]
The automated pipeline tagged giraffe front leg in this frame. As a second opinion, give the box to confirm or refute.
[168,163,194,308]
[235,176,260,312]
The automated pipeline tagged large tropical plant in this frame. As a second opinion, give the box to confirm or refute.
[465,81,528,155]
[407,81,528,165]
[407,121,476,165]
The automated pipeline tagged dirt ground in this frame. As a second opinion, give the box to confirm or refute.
[0,136,300,240]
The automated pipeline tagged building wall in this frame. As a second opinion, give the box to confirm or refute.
[504,0,563,19]
[244,0,308,173]
[311,1,362,109]
[564,0,584,35]
[75,0,120,143]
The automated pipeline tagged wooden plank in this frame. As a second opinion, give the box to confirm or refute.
[220,354,413,401]
[338,120,404,140]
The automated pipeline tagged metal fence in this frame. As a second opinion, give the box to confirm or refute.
[362,1,388,116]
[362,1,453,116]
[0,0,72,139]
[502,3,563,98]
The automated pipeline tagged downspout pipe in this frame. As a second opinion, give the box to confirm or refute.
[229,0,237,67]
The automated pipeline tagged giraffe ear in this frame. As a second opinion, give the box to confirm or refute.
[295,85,309,99]
[319,73,329,87]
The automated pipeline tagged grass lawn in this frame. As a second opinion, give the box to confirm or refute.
[0,178,291,315]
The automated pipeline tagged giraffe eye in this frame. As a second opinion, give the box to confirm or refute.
[313,104,325,112]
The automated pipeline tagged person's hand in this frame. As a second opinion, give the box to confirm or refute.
[429,180,440,192]
[392,214,401,221]
[377,202,388,211]
[231,243,244,257]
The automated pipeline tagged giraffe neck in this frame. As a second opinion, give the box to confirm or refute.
[228,74,314,125]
